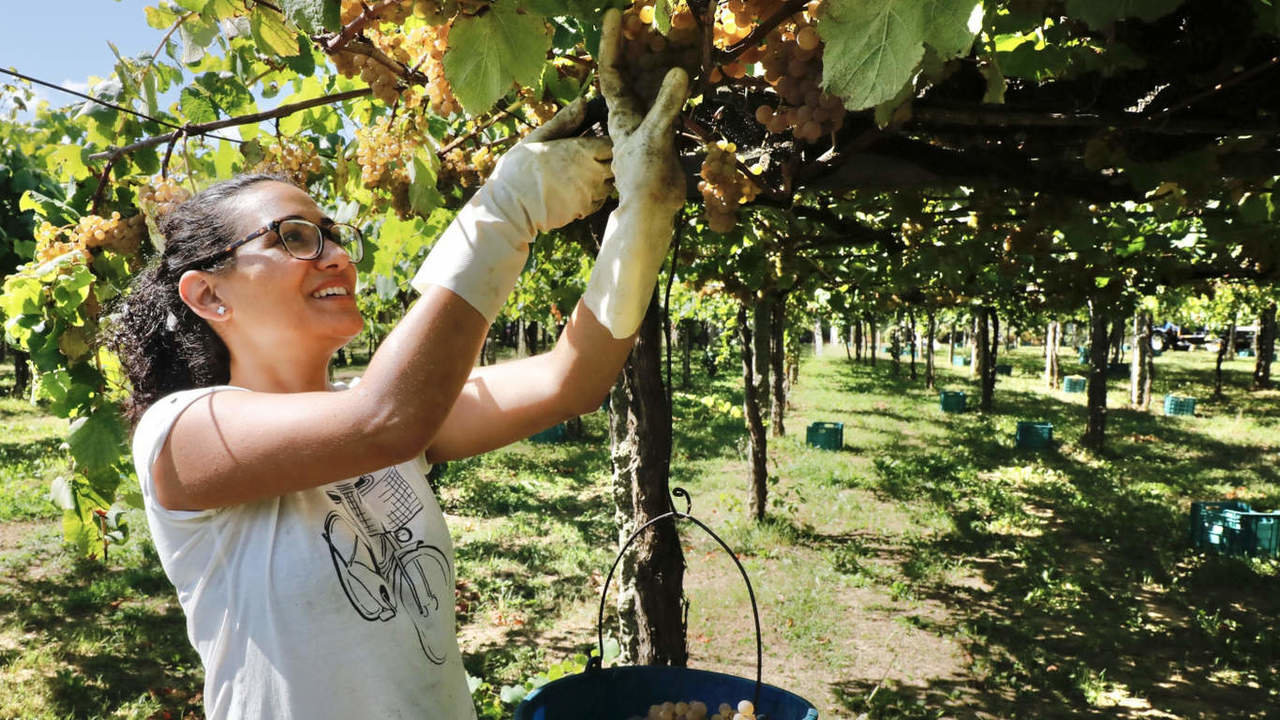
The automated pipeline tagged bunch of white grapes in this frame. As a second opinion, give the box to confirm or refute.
[617,1,702,106]
[333,0,465,111]
[138,177,191,221]
[698,141,760,233]
[755,5,846,144]
[627,698,758,720]
[250,140,324,187]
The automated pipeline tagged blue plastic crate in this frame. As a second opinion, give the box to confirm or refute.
[1063,375,1086,393]
[529,423,568,443]
[951,355,971,367]
[1238,348,1256,358]
[514,666,819,720]
[1190,500,1280,557]
[1015,421,1053,449]
[806,422,843,450]
[939,391,966,413]
[1190,500,1251,550]
[1164,395,1196,417]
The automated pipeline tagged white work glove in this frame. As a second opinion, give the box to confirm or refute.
[412,99,614,322]
[582,9,689,338]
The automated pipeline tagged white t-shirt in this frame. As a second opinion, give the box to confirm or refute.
[132,384,476,720]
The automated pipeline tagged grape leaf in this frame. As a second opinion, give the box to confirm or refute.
[68,407,127,472]
[1064,0,1184,30]
[195,72,256,116]
[45,145,90,183]
[922,0,983,59]
[174,0,211,11]
[279,0,340,35]
[819,0,927,111]
[252,9,302,57]
[444,2,552,115]
[203,0,244,20]
[63,507,96,556]
[0,276,43,318]
[51,264,94,310]
[283,37,319,77]
[180,86,219,124]
[409,154,444,219]
[179,16,219,64]
[145,5,180,29]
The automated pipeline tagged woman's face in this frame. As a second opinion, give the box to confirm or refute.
[213,181,364,353]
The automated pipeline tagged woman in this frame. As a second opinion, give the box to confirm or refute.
[111,12,688,719]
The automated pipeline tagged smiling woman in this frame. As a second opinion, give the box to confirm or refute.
[98,11,690,717]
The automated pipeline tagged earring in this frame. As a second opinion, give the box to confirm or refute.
[216,306,226,316]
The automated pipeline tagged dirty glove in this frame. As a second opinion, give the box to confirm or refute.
[412,99,614,323]
[582,8,689,339]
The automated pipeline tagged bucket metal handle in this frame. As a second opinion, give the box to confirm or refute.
[591,488,764,710]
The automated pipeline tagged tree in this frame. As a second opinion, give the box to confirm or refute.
[1255,298,1276,390]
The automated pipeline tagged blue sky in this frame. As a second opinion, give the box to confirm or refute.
[3,0,172,112]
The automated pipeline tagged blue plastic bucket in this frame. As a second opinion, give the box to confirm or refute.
[514,666,819,720]
[514,502,821,720]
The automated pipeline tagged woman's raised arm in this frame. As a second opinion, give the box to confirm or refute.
[149,103,612,511]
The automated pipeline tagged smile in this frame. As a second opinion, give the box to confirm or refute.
[312,286,350,298]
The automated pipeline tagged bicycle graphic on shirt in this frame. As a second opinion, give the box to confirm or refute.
[321,468,453,665]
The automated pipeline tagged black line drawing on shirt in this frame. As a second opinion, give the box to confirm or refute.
[322,468,453,664]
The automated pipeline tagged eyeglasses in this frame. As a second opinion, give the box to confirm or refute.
[192,217,364,268]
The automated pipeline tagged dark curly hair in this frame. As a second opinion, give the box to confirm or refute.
[107,173,290,425]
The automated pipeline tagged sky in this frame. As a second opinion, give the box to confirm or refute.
[2,0,176,114]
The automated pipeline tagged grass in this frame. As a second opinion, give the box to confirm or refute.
[0,346,1278,718]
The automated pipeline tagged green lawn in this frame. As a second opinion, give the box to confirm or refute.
[0,346,1276,718]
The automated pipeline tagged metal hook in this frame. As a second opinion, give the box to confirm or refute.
[671,487,692,515]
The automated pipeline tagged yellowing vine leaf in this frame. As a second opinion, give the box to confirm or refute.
[443,2,551,115]
[251,9,301,57]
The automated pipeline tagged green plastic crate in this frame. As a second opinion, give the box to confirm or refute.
[939,391,966,413]
[806,422,844,451]
[1189,500,1280,557]
[951,355,971,367]
[1238,348,1256,358]
[995,364,1013,376]
[1077,347,1089,363]
[1063,375,1086,393]
[1164,395,1196,417]
[1190,500,1251,551]
[529,423,568,444]
[1015,421,1053,450]
[1107,362,1128,379]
